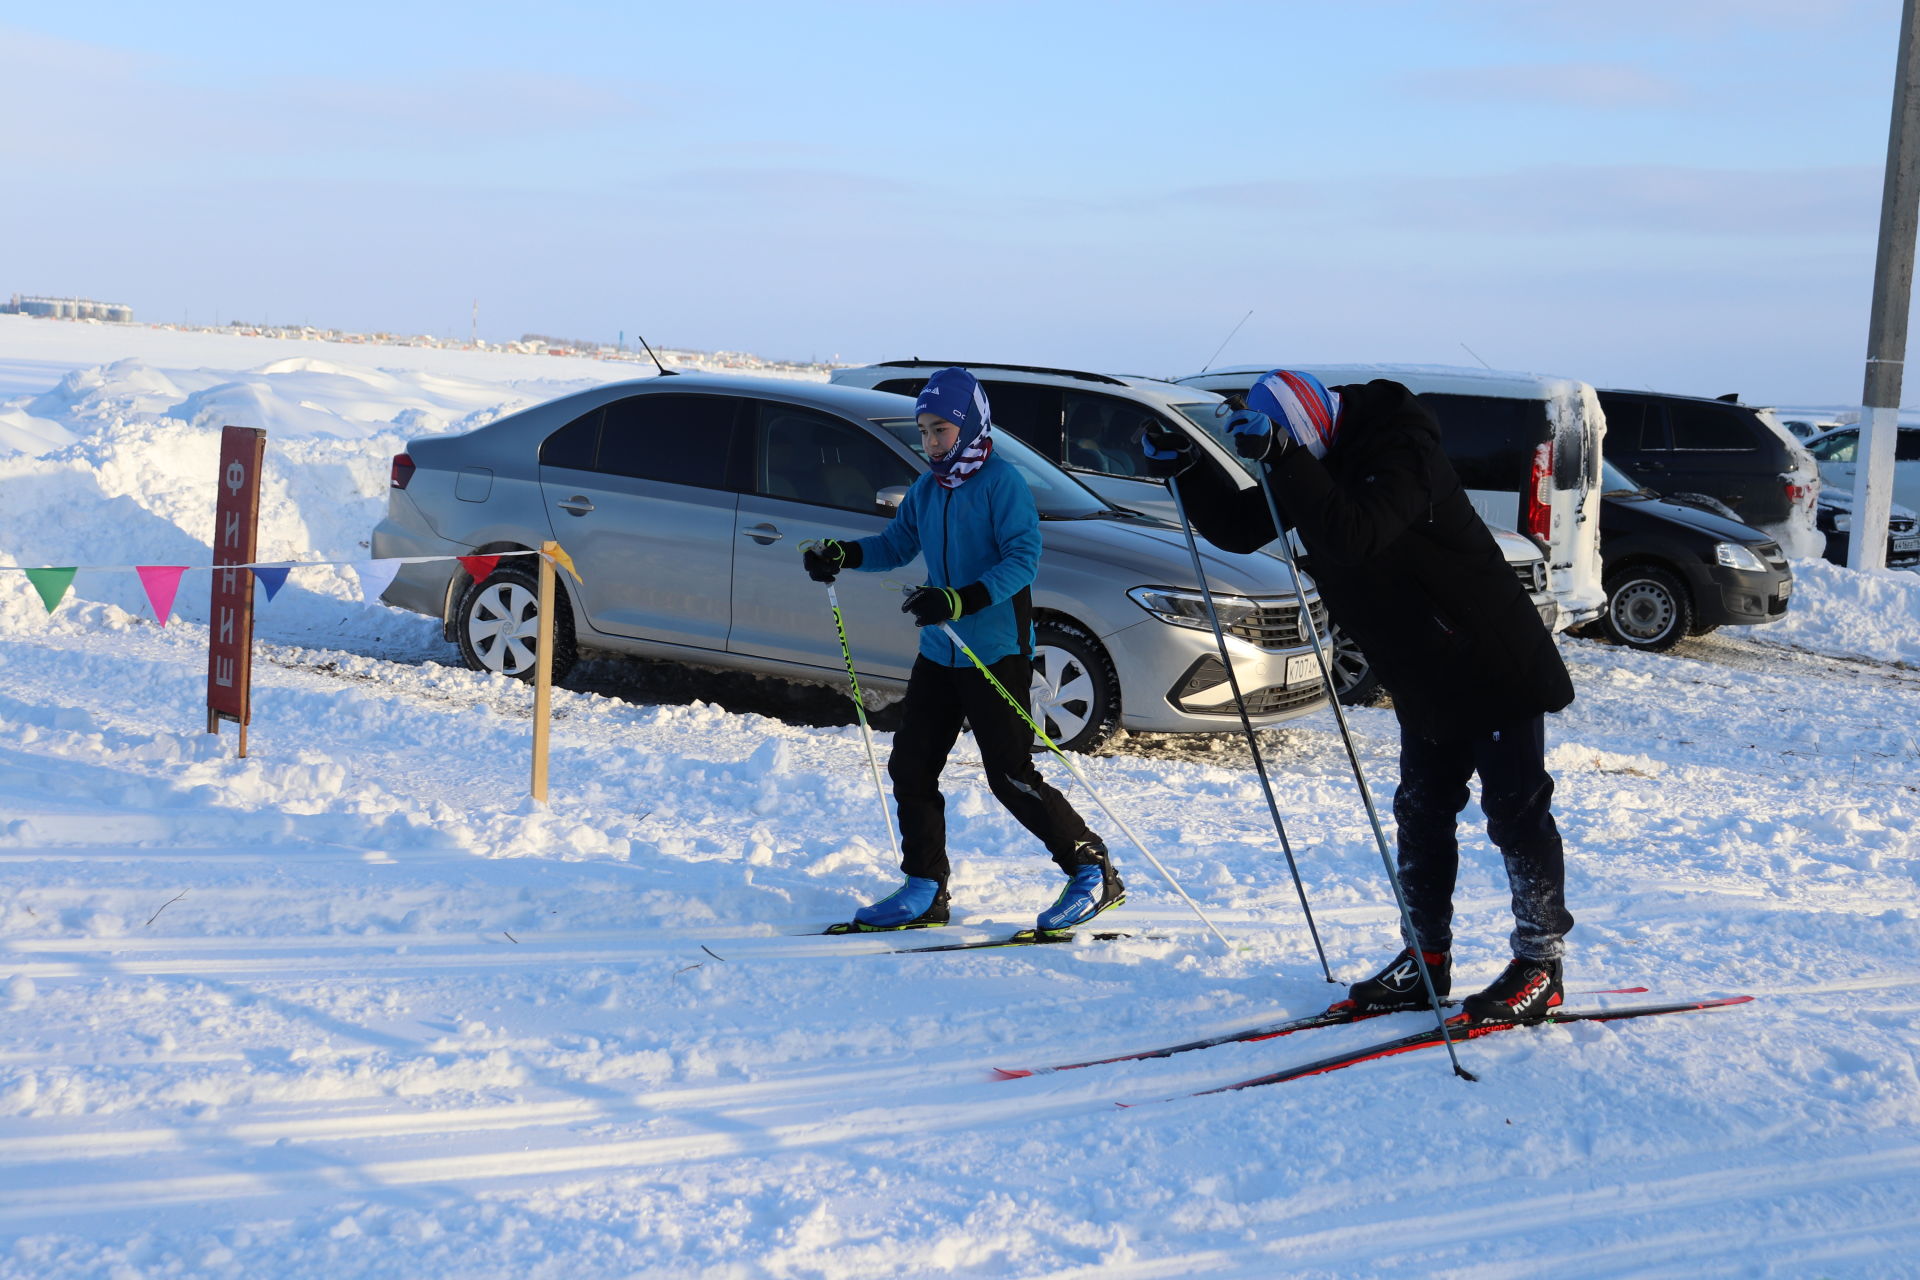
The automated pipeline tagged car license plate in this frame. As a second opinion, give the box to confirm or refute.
[1286,653,1319,686]
[1776,579,1792,600]
[1895,535,1920,554]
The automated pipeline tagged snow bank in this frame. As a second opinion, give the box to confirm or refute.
[1765,557,1920,665]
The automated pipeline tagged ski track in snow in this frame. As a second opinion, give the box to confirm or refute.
[1,320,1918,1277]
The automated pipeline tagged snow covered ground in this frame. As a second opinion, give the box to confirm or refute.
[1,315,1918,1277]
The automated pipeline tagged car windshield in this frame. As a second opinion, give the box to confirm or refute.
[1168,400,1261,479]
[1602,460,1653,496]
[876,418,1113,518]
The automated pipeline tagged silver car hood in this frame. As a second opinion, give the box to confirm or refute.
[1040,512,1309,597]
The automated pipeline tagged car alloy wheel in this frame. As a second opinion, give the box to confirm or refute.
[1322,619,1384,706]
[468,581,540,675]
[456,563,580,682]
[1029,619,1121,753]
[1602,564,1692,653]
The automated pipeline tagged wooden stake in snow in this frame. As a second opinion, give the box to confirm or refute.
[531,540,558,804]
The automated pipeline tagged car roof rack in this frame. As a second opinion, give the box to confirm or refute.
[874,359,1127,387]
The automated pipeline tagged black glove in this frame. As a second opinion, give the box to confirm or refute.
[902,582,990,627]
[1140,425,1196,479]
[802,539,862,583]
[1225,408,1283,461]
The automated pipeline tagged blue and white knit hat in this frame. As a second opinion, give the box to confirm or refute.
[1246,369,1342,460]
[915,367,995,489]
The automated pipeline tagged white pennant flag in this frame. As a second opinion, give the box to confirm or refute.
[352,558,404,605]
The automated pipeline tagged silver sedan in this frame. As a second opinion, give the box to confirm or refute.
[372,374,1329,751]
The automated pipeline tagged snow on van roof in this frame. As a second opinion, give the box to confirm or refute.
[1195,362,1588,399]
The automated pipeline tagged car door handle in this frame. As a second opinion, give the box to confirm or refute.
[558,496,595,516]
[741,522,783,544]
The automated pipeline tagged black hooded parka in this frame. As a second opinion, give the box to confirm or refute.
[1176,379,1574,738]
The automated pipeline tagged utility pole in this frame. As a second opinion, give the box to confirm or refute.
[471,299,478,347]
[1854,0,1920,571]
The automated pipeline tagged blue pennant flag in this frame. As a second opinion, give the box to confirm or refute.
[253,566,290,602]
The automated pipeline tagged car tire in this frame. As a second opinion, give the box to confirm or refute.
[1600,563,1693,653]
[1322,619,1385,706]
[456,562,579,683]
[1029,618,1121,753]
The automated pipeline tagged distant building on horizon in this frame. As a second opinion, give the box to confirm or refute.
[6,293,134,323]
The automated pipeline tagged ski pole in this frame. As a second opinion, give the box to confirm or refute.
[1163,474,1333,982]
[1250,468,1474,1081]
[933,620,1233,951]
[814,565,902,868]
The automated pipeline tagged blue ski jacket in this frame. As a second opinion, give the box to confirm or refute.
[850,453,1039,667]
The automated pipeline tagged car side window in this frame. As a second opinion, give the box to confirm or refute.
[1669,402,1758,451]
[976,381,1066,458]
[1809,431,1858,463]
[540,405,602,469]
[1599,396,1663,453]
[757,403,915,512]
[595,394,744,488]
[1899,429,1920,462]
[873,378,928,399]
[1060,391,1154,477]
[1418,393,1549,490]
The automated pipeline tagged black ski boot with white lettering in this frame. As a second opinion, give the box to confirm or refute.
[1461,957,1563,1025]
[1347,946,1450,1012]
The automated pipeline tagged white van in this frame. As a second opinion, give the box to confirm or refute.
[1175,363,1608,628]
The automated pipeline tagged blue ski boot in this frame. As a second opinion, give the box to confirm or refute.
[1035,842,1125,933]
[848,876,949,931]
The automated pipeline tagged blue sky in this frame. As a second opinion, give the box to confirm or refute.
[0,1,1905,402]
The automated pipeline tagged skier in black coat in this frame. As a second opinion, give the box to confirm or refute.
[1143,371,1575,1024]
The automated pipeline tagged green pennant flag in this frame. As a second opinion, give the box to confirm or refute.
[23,567,76,614]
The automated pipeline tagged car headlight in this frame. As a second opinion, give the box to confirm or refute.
[1714,542,1768,572]
[1831,512,1852,531]
[1127,586,1260,630]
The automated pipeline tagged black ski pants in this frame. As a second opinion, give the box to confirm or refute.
[889,654,1097,885]
[1392,715,1574,963]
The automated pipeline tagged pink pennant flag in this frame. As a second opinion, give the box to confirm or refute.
[136,566,188,625]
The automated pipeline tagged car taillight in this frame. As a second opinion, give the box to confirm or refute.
[1523,441,1553,541]
[391,453,415,489]
[1785,479,1811,509]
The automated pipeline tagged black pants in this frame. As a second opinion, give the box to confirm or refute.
[889,655,1097,884]
[1392,715,1574,963]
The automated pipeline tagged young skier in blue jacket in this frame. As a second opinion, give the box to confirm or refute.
[801,367,1122,932]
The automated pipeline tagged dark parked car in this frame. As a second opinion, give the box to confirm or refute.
[1597,389,1819,551]
[1592,461,1792,651]
[1815,489,1920,570]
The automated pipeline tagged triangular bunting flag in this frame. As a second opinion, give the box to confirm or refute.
[546,544,584,584]
[352,559,404,605]
[253,566,290,602]
[135,566,188,626]
[458,554,500,583]
[24,567,76,614]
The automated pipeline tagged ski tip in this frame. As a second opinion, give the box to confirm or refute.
[991,1067,1032,1081]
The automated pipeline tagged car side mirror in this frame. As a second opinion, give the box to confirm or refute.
[876,485,908,516]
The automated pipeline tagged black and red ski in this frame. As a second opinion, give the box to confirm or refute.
[1157,995,1755,1101]
[991,986,1650,1080]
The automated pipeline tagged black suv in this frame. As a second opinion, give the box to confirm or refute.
[1597,390,1814,532]
[1593,461,1792,651]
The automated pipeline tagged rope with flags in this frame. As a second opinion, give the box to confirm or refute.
[0,548,582,625]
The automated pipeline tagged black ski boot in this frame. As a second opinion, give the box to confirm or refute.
[1462,957,1563,1025]
[1347,946,1450,1011]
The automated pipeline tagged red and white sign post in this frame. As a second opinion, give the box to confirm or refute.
[207,426,266,756]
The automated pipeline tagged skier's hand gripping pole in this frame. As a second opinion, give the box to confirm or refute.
[933,621,1233,952]
[1163,473,1333,981]
[1247,464,1474,1081]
